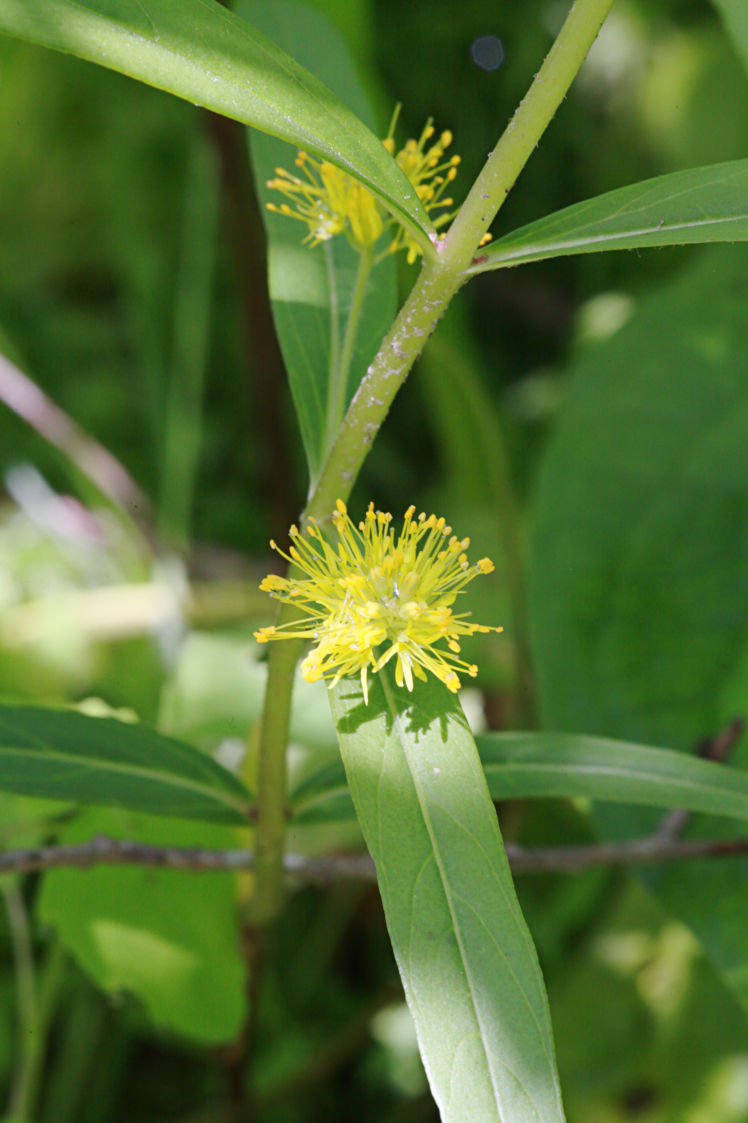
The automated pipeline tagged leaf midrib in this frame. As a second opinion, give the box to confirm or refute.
[0,743,249,815]
[380,675,530,1123]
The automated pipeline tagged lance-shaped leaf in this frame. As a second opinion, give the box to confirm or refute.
[330,672,566,1123]
[469,160,748,273]
[0,0,432,254]
[292,731,748,825]
[0,704,252,823]
[242,0,397,481]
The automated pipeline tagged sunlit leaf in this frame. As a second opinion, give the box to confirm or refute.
[469,161,748,273]
[38,807,246,1044]
[330,671,565,1123]
[0,0,431,252]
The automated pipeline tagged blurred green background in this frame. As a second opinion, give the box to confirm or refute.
[1,0,748,1119]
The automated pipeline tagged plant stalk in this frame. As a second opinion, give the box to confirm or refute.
[6,932,65,1123]
[251,0,615,923]
[322,245,372,466]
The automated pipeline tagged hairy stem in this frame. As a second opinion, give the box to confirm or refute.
[442,0,616,270]
[251,0,615,923]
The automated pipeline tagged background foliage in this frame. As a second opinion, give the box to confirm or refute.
[1,0,748,1120]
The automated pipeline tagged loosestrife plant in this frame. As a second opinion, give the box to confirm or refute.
[5,0,744,1120]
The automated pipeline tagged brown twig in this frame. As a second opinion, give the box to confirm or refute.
[2,831,748,881]
[653,717,744,842]
[0,351,149,519]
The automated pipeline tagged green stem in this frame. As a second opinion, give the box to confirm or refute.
[441,0,616,271]
[252,629,301,923]
[3,884,35,1120]
[322,246,372,466]
[323,240,341,447]
[251,0,615,923]
[6,927,65,1123]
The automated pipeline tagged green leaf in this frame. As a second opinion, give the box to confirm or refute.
[291,731,748,826]
[469,161,748,273]
[243,0,397,480]
[0,0,431,251]
[530,247,748,749]
[0,704,252,823]
[38,807,246,1044]
[158,632,337,753]
[330,672,565,1123]
[529,245,748,1005]
[712,0,748,75]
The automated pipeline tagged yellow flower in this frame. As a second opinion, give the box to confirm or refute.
[265,114,470,262]
[266,153,383,249]
[383,122,460,264]
[255,500,502,703]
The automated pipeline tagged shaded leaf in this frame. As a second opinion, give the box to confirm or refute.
[291,731,748,826]
[330,671,565,1123]
[0,704,252,823]
[469,161,748,273]
[243,0,397,480]
[529,245,748,1006]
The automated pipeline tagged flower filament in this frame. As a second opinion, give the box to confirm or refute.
[265,114,491,262]
[255,501,502,703]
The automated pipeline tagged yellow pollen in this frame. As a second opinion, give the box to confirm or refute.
[266,110,462,263]
[255,501,501,703]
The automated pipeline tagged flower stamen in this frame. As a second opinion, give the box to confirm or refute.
[265,113,467,262]
[255,501,502,702]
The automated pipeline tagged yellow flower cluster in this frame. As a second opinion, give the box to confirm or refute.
[255,500,502,703]
[265,117,475,263]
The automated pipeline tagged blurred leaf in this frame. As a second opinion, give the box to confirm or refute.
[243,0,397,480]
[529,245,748,1004]
[330,671,565,1123]
[0,704,252,823]
[0,0,431,251]
[157,128,219,547]
[38,807,245,1044]
[158,632,336,753]
[712,0,748,75]
[291,731,748,825]
[530,246,748,747]
[469,161,748,273]
[417,305,530,698]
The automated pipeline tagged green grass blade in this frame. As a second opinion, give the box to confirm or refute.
[330,673,565,1123]
[0,704,252,823]
[469,160,748,273]
[291,731,748,825]
[0,0,432,253]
